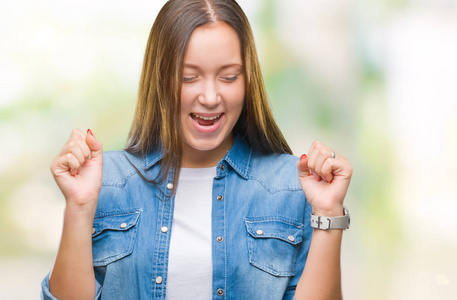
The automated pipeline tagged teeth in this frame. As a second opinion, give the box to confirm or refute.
[193,114,221,120]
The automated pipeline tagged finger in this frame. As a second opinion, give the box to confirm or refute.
[85,129,103,161]
[58,129,86,156]
[320,157,334,183]
[70,128,86,140]
[297,154,312,178]
[73,138,91,160]
[310,169,321,181]
[69,131,92,160]
[58,153,81,176]
[330,155,353,180]
[314,148,334,180]
[64,140,86,167]
[307,142,322,181]
[307,143,317,173]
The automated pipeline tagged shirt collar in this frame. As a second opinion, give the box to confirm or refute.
[222,134,253,179]
[123,134,253,179]
[122,147,163,173]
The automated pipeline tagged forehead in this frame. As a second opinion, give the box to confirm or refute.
[184,21,242,69]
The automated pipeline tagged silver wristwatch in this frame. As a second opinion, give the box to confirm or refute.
[310,207,350,230]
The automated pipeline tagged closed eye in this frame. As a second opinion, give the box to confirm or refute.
[221,76,238,82]
[183,77,198,82]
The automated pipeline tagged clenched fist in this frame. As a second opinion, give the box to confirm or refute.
[50,129,103,211]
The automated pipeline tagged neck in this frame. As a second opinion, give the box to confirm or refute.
[181,135,234,168]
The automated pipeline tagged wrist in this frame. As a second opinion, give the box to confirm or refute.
[64,203,97,223]
[311,204,344,217]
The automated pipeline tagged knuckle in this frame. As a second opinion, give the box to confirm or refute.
[318,147,327,155]
[71,129,85,141]
[65,153,74,161]
[313,140,322,147]
[313,141,327,153]
[67,140,77,148]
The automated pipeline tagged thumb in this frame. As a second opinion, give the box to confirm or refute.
[86,129,103,161]
[297,154,311,179]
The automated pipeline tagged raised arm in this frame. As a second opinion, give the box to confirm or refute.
[295,141,352,299]
[47,129,103,300]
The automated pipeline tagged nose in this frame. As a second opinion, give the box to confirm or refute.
[198,80,221,107]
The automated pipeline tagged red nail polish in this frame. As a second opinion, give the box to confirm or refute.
[300,154,307,160]
[87,129,94,137]
[329,180,332,184]
[317,177,321,182]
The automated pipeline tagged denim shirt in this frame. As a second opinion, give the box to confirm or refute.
[41,135,313,300]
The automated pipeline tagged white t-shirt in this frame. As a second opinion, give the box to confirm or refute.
[166,167,216,300]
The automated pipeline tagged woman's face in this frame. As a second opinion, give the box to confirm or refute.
[180,21,245,167]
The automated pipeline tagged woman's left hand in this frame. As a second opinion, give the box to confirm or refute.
[297,140,353,216]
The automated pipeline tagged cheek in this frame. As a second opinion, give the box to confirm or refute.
[234,86,246,110]
[180,87,194,112]
[223,82,245,108]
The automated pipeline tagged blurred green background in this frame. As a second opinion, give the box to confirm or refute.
[1,0,456,298]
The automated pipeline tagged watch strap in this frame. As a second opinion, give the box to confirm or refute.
[310,207,350,230]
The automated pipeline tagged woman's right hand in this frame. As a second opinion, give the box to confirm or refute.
[50,129,103,211]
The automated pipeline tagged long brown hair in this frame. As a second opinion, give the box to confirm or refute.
[125,0,291,190]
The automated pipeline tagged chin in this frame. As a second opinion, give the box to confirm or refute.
[186,137,225,152]
[183,132,233,153]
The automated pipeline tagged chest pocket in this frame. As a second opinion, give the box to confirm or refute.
[91,210,141,267]
[244,217,303,277]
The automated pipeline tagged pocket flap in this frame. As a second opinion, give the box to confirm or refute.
[245,217,303,245]
[92,211,140,237]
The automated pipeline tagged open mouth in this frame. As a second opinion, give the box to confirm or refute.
[191,113,223,127]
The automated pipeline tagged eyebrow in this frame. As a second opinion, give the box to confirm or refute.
[183,63,243,70]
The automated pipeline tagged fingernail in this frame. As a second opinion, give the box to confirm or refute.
[317,177,322,182]
[300,154,307,160]
[329,180,332,184]
[87,129,94,137]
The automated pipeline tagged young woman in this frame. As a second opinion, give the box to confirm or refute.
[41,1,352,299]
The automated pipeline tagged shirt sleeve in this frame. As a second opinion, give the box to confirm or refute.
[40,271,103,300]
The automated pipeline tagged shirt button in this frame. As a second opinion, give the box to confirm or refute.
[217,195,223,201]
[220,164,226,171]
[256,230,263,235]
[120,223,127,229]
[166,183,173,190]
[288,235,295,242]
[155,276,163,284]
[91,227,96,235]
[161,226,168,233]
[217,288,224,296]
[216,236,224,242]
